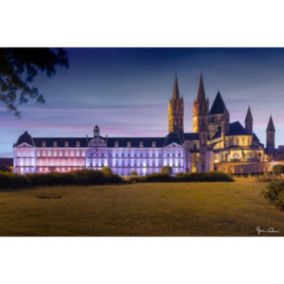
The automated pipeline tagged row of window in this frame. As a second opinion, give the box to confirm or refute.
[40,141,160,148]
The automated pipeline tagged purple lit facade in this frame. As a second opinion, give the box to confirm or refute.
[13,126,186,175]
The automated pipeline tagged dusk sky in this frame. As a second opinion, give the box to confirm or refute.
[1,48,284,157]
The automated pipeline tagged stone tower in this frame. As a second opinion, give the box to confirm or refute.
[168,76,184,135]
[266,115,275,155]
[245,106,253,134]
[192,74,209,133]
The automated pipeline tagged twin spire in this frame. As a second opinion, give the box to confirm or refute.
[171,75,183,101]
[196,73,207,104]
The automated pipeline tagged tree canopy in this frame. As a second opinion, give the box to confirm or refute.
[0,48,69,116]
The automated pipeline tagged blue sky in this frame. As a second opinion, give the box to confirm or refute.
[1,48,284,156]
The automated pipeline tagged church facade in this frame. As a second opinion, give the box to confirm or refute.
[13,75,277,175]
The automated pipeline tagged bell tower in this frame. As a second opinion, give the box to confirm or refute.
[168,76,184,135]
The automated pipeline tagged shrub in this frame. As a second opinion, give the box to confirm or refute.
[264,182,284,210]
[0,171,32,189]
[0,169,123,189]
[161,166,172,175]
[101,167,113,177]
[176,172,234,182]
[144,173,174,182]
[273,165,284,175]
[130,171,138,176]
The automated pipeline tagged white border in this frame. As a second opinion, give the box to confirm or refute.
[1,0,284,283]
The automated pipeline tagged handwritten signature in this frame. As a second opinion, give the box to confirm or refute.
[256,226,280,235]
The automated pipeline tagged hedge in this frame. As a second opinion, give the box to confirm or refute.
[0,169,123,189]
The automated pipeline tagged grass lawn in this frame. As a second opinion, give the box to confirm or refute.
[0,180,283,236]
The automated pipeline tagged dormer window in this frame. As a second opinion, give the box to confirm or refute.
[76,141,80,147]
[127,141,131,147]
[115,141,119,147]
[42,141,46,147]
[65,141,69,147]
[152,141,156,147]
[139,141,144,148]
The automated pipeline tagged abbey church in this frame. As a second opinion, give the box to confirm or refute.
[169,75,276,174]
[13,74,278,175]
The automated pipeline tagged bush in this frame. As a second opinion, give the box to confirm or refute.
[0,171,32,189]
[264,182,284,210]
[161,166,172,175]
[101,167,113,177]
[176,172,234,182]
[144,173,174,182]
[130,171,138,176]
[0,169,123,189]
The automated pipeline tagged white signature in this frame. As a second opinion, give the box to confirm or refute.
[256,226,280,235]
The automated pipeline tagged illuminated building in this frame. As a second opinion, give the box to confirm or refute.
[13,74,276,175]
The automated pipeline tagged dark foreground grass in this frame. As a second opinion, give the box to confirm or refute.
[0,180,283,236]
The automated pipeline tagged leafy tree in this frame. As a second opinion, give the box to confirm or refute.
[273,165,284,175]
[0,48,69,116]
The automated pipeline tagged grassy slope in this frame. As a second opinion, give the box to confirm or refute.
[0,180,283,236]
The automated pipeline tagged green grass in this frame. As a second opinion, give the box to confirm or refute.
[0,180,283,236]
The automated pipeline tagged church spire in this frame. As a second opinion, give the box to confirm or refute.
[168,75,184,135]
[266,115,275,155]
[245,106,253,122]
[266,115,275,132]
[245,106,253,134]
[172,75,180,100]
[192,73,208,132]
[196,73,206,103]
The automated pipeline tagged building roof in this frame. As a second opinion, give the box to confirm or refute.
[228,121,250,136]
[16,131,34,146]
[209,91,227,115]
[211,121,250,140]
[15,133,194,148]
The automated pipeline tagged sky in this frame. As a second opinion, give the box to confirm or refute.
[1,48,284,157]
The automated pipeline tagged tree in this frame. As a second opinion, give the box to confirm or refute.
[0,48,69,116]
[273,165,284,175]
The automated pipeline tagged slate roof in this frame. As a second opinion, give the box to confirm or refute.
[16,131,34,146]
[15,131,196,148]
[209,92,227,115]
[211,121,250,140]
